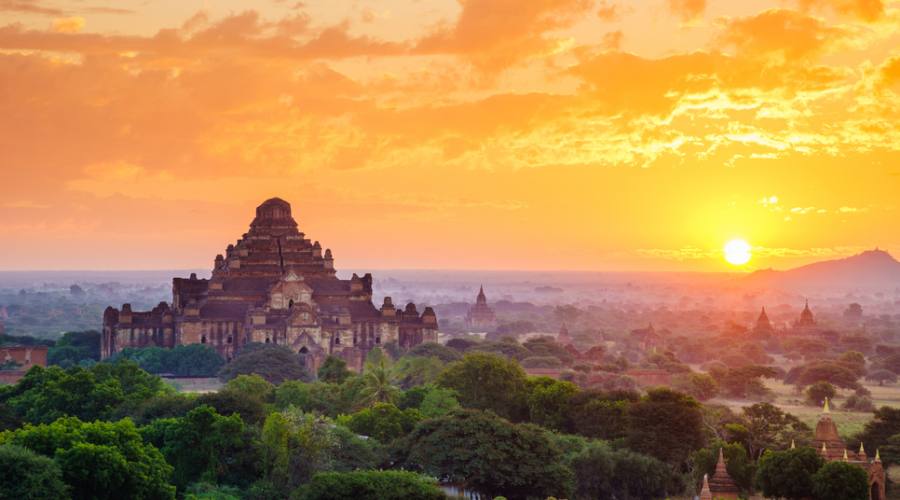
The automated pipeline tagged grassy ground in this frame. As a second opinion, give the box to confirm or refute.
[162,376,223,393]
[712,379,900,440]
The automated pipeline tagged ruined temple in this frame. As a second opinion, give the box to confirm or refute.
[752,306,775,338]
[101,198,438,371]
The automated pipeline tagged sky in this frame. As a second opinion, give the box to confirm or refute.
[1,0,899,272]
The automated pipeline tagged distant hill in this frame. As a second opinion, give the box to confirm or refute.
[742,249,900,290]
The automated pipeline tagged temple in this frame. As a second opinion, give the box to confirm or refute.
[465,285,496,331]
[704,448,740,499]
[810,399,885,499]
[792,300,819,335]
[101,198,438,372]
[752,307,775,338]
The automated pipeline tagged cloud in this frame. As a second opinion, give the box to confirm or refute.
[792,0,884,21]
[414,0,592,69]
[52,16,85,34]
[0,0,62,15]
[597,1,623,21]
[717,9,848,61]
[668,0,706,22]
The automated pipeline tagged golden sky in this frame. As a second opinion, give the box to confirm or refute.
[1,0,899,272]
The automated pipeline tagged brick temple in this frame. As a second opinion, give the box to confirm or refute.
[101,198,438,371]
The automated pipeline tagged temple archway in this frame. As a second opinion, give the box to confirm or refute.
[299,346,309,354]
[872,481,882,500]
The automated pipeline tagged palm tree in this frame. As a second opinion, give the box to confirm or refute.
[358,351,400,406]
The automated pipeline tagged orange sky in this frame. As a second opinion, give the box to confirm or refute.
[1,0,899,272]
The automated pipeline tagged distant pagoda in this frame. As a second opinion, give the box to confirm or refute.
[465,285,496,332]
[752,307,775,337]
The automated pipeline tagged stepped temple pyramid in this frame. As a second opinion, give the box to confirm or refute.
[102,198,438,371]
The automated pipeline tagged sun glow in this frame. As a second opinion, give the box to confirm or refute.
[724,239,752,266]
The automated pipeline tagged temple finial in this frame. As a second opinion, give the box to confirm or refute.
[822,442,828,453]
[859,442,866,456]
[790,439,796,449]
[876,449,881,462]
[843,449,849,461]
[823,397,830,414]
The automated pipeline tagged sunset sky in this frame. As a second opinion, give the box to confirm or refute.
[1,0,899,272]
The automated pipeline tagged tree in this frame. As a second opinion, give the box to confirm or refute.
[218,344,309,384]
[1,361,167,424]
[393,355,445,389]
[866,369,897,386]
[141,405,255,491]
[626,388,705,467]
[224,373,275,402]
[567,389,637,440]
[755,448,823,499]
[525,376,577,431]
[292,471,444,500]
[811,461,869,500]
[407,342,462,363]
[569,440,673,500]
[112,344,224,377]
[398,384,460,417]
[711,365,777,399]
[807,381,837,406]
[854,407,900,464]
[48,330,101,368]
[274,381,343,416]
[0,416,175,500]
[395,409,573,499]
[741,403,812,459]
[437,352,528,421]
[358,354,400,406]
[317,356,351,384]
[671,372,719,401]
[0,444,68,500]
[339,402,423,443]
[195,388,268,426]
[793,361,861,390]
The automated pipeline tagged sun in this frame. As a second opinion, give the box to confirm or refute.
[724,239,752,266]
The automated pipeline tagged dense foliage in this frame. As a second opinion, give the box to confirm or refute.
[111,344,224,377]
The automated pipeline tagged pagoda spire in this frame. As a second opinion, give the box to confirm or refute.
[823,397,830,414]
[790,439,796,449]
[876,449,881,462]
[859,442,866,457]
[843,449,849,461]
[699,474,712,500]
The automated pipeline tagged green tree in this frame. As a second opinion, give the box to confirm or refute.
[48,330,101,368]
[218,344,309,384]
[794,361,861,390]
[224,373,275,402]
[195,388,268,425]
[140,405,255,491]
[569,440,673,500]
[338,402,422,443]
[292,470,444,500]
[755,447,823,499]
[437,352,528,421]
[0,416,175,500]
[811,461,869,500]
[626,388,705,467]
[526,376,578,431]
[854,406,900,464]
[395,408,573,499]
[358,355,400,406]
[393,355,445,389]
[407,342,462,363]
[0,444,68,500]
[807,381,836,406]
[567,390,636,440]
[741,403,812,459]
[274,381,343,416]
[317,356,351,384]
[111,344,224,377]
[671,372,719,401]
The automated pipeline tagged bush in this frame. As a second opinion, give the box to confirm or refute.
[843,394,876,412]
[111,344,224,377]
[812,461,869,500]
[291,471,444,500]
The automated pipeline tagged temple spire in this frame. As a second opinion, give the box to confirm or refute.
[876,449,881,462]
[823,397,830,414]
[790,439,796,449]
[699,474,712,500]
[843,449,849,461]
[859,442,866,456]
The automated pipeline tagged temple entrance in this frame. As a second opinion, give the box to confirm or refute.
[299,346,309,354]
[871,481,881,500]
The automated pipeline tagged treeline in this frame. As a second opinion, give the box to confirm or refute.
[1,341,899,499]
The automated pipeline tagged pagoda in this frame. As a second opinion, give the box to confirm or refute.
[102,198,438,372]
[752,307,775,337]
[465,285,496,332]
[707,448,740,499]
